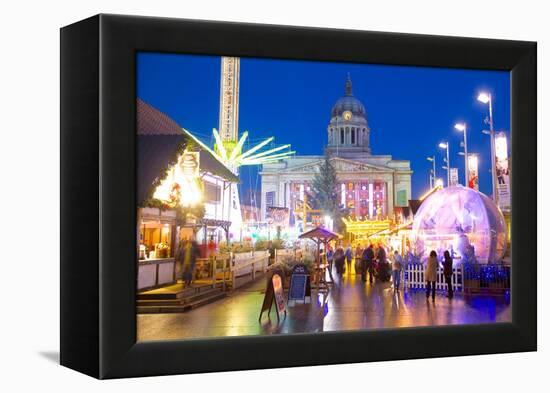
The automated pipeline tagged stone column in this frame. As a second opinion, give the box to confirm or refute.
[386,177,394,220]
[260,180,266,221]
[287,181,292,210]
[278,177,285,207]
[355,181,361,217]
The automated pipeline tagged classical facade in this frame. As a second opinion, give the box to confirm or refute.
[260,76,412,227]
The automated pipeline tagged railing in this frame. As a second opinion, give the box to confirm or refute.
[230,251,269,289]
[404,263,463,291]
[462,263,510,293]
[195,257,231,290]
[404,262,511,293]
[274,248,295,264]
[194,251,269,291]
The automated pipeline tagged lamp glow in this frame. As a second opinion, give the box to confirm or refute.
[439,142,448,149]
[477,92,491,104]
[454,123,466,132]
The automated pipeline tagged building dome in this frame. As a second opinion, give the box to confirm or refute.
[330,76,367,122]
[411,186,508,264]
[327,75,371,153]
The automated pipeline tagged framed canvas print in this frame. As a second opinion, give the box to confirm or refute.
[60,14,536,379]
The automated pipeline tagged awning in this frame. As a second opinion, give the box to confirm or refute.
[299,226,342,242]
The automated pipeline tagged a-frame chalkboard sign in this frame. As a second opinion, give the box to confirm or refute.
[288,264,311,305]
[259,270,287,322]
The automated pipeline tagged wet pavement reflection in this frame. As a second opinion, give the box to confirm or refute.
[137,271,511,341]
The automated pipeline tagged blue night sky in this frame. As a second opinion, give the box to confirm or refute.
[137,52,510,200]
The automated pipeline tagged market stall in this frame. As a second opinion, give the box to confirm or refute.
[136,99,239,292]
[138,207,177,291]
[341,217,392,245]
[298,226,342,291]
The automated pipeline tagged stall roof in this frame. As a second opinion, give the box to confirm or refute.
[137,99,238,204]
[299,226,342,242]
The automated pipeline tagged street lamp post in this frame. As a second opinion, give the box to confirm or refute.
[478,92,497,202]
[439,142,450,187]
[455,122,468,186]
[426,156,436,188]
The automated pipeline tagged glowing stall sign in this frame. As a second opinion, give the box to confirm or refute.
[153,151,203,207]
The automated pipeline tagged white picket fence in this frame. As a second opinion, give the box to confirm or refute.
[404,263,463,291]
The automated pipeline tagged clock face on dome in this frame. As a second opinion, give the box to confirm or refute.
[343,111,352,121]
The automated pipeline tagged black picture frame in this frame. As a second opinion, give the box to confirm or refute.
[60,14,536,379]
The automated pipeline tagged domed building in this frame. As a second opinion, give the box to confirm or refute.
[327,75,371,154]
[260,76,412,234]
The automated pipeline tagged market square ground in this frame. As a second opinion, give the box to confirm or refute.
[137,271,510,341]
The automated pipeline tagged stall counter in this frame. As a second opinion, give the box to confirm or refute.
[138,258,176,291]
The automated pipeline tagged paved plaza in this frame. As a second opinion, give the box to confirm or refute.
[137,270,511,341]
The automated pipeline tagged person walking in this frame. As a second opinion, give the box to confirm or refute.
[443,250,454,298]
[377,244,390,282]
[175,238,186,282]
[345,245,353,276]
[391,250,403,291]
[360,246,368,282]
[326,246,334,273]
[182,239,200,287]
[354,244,362,275]
[425,250,439,301]
[362,244,375,283]
[334,246,345,276]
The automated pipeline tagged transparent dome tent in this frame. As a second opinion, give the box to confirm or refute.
[411,186,507,264]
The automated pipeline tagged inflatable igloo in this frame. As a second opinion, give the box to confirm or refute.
[411,186,507,264]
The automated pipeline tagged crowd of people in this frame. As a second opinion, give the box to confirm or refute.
[323,243,396,284]
[176,235,456,300]
[322,243,455,300]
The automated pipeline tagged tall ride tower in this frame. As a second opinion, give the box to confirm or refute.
[214,56,294,239]
[217,57,241,162]
[218,57,243,235]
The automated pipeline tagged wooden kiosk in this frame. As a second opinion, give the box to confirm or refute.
[298,227,342,292]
